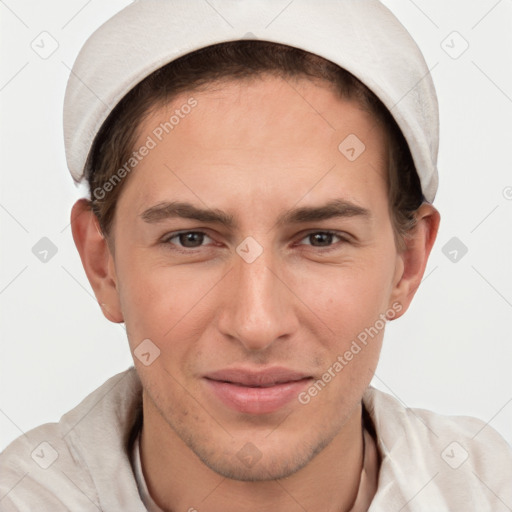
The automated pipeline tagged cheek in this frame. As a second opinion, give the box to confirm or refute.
[297,264,390,410]
[115,255,181,342]
[116,256,222,356]
[118,270,161,338]
[295,255,396,341]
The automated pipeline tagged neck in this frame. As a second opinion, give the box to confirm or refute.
[139,393,365,512]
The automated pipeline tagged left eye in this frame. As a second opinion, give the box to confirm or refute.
[164,231,213,248]
[298,231,344,248]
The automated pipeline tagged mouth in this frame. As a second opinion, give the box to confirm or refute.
[203,367,313,414]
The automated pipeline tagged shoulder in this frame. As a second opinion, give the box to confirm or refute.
[0,368,143,512]
[364,386,512,510]
[0,421,100,511]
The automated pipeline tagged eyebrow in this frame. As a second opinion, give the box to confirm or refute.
[140,199,370,228]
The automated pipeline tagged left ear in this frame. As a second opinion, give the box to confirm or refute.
[389,203,440,318]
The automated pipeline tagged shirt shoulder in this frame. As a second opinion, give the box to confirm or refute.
[0,368,145,512]
[363,386,512,511]
[0,421,99,511]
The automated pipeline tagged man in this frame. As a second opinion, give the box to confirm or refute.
[1,1,511,511]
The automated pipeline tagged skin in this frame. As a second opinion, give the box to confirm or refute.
[71,74,439,511]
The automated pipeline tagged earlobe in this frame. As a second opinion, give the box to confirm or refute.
[70,198,124,323]
[389,203,440,319]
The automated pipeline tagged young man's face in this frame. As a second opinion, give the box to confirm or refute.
[80,75,434,481]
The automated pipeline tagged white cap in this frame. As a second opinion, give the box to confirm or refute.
[63,0,439,202]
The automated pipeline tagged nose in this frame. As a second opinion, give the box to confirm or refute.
[217,246,298,352]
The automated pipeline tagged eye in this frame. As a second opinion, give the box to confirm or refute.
[163,231,213,249]
[297,230,347,249]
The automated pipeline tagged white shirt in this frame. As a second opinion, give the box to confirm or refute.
[1,367,511,511]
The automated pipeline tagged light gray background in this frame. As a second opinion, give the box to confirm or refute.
[1,0,511,452]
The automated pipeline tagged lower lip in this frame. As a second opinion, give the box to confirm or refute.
[204,378,312,414]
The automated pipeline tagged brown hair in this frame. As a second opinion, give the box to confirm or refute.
[86,40,423,249]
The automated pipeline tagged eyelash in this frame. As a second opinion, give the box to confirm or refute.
[161,230,350,253]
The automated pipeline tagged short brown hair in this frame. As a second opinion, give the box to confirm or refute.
[86,41,423,248]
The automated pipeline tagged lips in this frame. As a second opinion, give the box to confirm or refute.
[203,367,313,414]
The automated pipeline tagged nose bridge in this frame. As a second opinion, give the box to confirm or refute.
[220,246,294,351]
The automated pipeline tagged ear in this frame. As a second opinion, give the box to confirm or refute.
[70,198,124,323]
[389,203,440,319]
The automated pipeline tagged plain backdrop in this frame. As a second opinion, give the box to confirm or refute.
[1,0,511,452]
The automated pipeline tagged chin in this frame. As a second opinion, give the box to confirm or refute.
[180,426,336,482]
[197,447,316,482]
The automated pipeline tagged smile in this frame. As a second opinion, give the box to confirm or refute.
[203,367,313,414]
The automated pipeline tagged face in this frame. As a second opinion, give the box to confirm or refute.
[109,75,405,480]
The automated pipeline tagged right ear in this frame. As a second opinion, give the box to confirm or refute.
[70,198,124,323]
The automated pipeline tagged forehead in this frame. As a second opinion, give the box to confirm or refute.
[139,74,385,152]
[122,75,389,220]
